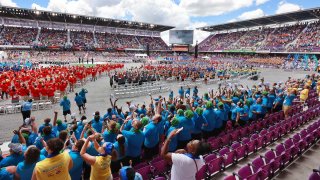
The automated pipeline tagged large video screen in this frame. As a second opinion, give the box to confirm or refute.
[169,30,194,45]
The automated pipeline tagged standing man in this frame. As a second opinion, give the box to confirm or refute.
[74,93,85,114]
[79,88,88,109]
[60,96,71,122]
[21,99,33,123]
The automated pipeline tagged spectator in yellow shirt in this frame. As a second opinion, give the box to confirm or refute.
[300,85,310,102]
[32,138,73,180]
[80,134,117,180]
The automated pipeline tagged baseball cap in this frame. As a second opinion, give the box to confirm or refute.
[8,143,22,153]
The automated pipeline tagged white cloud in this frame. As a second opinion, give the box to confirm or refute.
[179,0,254,16]
[238,9,265,20]
[255,0,270,6]
[276,1,301,14]
[0,0,17,7]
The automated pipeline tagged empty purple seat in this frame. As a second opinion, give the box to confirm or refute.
[196,164,208,180]
[251,133,264,150]
[208,138,221,151]
[309,169,320,180]
[207,156,223,175]
[204,153,217,163]
[260,129,273,144]
[240,127,249,138]
[293,133,308,152]
[219,147,235,168]
[284,138,299,158]
[136,165,152,180]
[231,142,247,161]
[242,137,256,154]
[252,156,271,179]
[151,159,168,176]
[134,162,149,170]
[234,164,262,180]
[275,144,291,165]
[220,134,231,147]
[264,150,281,173]
[230,129,240,142]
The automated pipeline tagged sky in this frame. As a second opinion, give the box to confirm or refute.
[1,0,320,45]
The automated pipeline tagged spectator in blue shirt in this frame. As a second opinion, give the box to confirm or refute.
[21,99,33,123]
[215,102,227,131]
[185,87,191,98]
[0,143,25,168]
[192,107,207,140]
[69,140,85,180]
[193,86,198,97]
[202,101,217,139]
[178,86,184,99]
[143,114,161,160]
[55,119,67,132]
[235,101,248,126]
[267,90,276,113]
[112,135,127,174]
[75,93,85,114]
[166,117,180,152]
[283,89,297,119]
[273,93,284,112]
[102,120,118,143]
[15,146,45,180]
[91,111,103,133]
[79,88,88,108]
[176,109,194,149]
[120,120,145,166]
[60,96,71,122]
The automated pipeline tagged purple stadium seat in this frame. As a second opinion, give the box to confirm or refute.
[230,129,240,142]
[204,153,217,163]
[240,127,249,138]
[309,169,320,180]
[224,175,236,180]
[207,156,223,175]
[136,165,152,180]
[275,144,291,165]
[221,134,231,147]
[154,177,166,180]
[196,164,208,180]
[219,147,235,168]
[252,156,271,179]
[208,138,221,151]
[260,129,273,145]
[264,150,281,173]
[231,142,247,161]
[293,133,308,152]
[151,159,168,176]
[284,138,299,158]
[242,137,256,154]
[235,164,261,180]
[251,133,264,150]
[134,162,149,170]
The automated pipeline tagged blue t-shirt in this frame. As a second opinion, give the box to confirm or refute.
[86,142,102,156]
[56,123,67,132]
[185,89,191,97]
[232,96,240,104]
[16,156,45,180]
[177,115,194,141]
[202,108,217,131]
[274,96,284,106]
[255,103,264,115]
[283,94,296,106]
[0,168,13,179]
[123,119,133,131]
[69,151,83,180]
[166,126,178,152]
[236,107,247,121]
[60,99,71,111]
[136,108,147,116]
[122,130,144,157]
[113,141,128,160]
[231,107,237,121]
[102,130,117,143]
[79,90,87,99]
[0,146,27,168]
[74,95,84,106]
[214,109,224,128]
[38,123,53,134]
[143,122,160,148]
[192,113,207,134]
[178,88,184,96]
[91,120,103,133]
[22,102,32,111]
[267,94,276,108]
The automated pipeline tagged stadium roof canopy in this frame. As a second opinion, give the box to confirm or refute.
[198,7,320,32]
[0,6,174,32]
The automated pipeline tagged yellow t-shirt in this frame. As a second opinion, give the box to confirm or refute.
[34,152,71,180]
[90,155,112,180]
[300,89,309,101]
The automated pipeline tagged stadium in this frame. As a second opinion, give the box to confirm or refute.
[0,1,319,180]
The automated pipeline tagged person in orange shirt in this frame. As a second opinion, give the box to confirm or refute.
[40,85,48,100]
[30,85,41,101]
[47,86,56,103]
[1,80,10,100]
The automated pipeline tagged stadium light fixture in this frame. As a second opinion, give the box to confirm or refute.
[35,11,40,15]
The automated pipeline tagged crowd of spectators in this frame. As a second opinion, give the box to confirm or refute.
[0,26,37,46]
[71,31,95,48]
[38,28,67,47]
[0,64,317,179]
[136,36,169,50]
[259,24,306,52]
[288,21,320,52]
